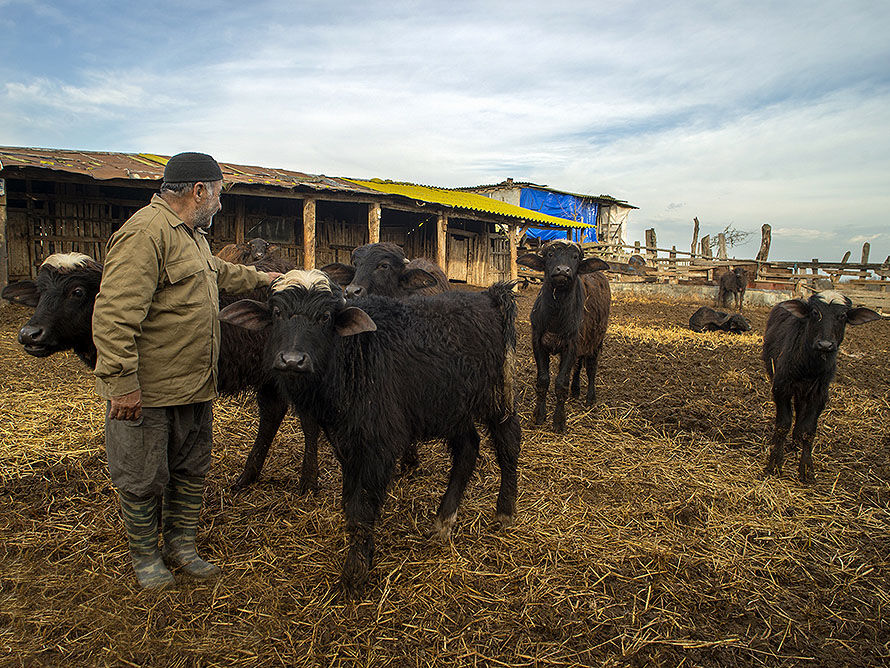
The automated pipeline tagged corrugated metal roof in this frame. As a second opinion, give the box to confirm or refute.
[457,178,637,209]
[347,178,594,228]
[0,147,378,195]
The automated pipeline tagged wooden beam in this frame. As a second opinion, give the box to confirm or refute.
[691,217,699,256]
[436,212,448,271]
[717,233,727,260]
[0,178,7,294]
[755,223,771,261]
[509,223,519,283]
[860,242,870,280]
[234,196,246,244]
[368,202,381,244]
[302,198,316,270]
[700,235,712,259]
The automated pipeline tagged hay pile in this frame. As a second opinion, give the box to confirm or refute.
[1,293,888,667]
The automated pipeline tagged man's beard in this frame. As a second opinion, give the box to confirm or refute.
[195,214,214,232]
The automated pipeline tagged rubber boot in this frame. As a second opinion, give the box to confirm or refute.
[119,492,175,590]
[162,474,220,579]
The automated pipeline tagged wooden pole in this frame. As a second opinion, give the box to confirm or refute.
[841,250,851,264]
[302,198,316,270]
[368,203,381,244]
[0,178,7,294]
[509,223,519,283]
[644,228,656,265]
[717,233,727,260]
[860,242,870,280]
[700,235,711,259]
[669,245,678,284]
[436,212,448,272]
[234,196,245,244]
[691,217,699,257]
[755,224,771,261]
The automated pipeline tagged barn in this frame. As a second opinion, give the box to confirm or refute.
[460,178,636,247]
[0,147,593,290]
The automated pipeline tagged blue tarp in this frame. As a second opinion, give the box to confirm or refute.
[520,188,597,243]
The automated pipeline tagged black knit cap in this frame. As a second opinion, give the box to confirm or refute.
[163,152,224,183]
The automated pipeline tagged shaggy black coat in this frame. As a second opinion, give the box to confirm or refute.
[761,292,880,483]
[689,306,751,333]
[220,280,521,595]
[517,241,611,432]
[716,267,748,311]
[321,242,449,299]
[1,254,314,492]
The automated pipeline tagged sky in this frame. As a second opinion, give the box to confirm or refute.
[1,0,889,263]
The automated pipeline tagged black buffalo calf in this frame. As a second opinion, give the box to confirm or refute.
[220,270,521,594]
[322,241,449,299]
[689,306,751,333]
[716,267,748,311]
[762,291,880,483]
[518,241,611,432]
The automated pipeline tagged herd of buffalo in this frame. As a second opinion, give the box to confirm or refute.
[1,239,882,592]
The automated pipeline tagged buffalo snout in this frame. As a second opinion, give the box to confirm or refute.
[18,324,46,345]
[274,351,314,373]
[814,340,837,353]
[345,285,365,299]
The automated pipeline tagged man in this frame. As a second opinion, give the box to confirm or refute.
[93,152,281,590]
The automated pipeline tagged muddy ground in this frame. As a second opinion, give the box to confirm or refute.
[1,289,888,667]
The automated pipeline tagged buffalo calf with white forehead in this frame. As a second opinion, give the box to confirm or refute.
[220,270,521,595]
[762,291,881,483]
[518,241,611,432]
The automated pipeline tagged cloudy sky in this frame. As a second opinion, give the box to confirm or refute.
[2,0,888,262]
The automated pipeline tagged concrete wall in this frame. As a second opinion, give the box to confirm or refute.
[609,281,793,307]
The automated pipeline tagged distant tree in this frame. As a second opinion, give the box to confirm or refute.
[707,224,752,252]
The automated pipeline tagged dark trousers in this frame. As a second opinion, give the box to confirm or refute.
[105,401,213,497]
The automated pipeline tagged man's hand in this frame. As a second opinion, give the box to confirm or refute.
[266,271,283,281]
[110,389,142,421]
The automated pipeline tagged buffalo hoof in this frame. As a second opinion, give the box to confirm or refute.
[340,555,371,598]
[432,512,457,541]
[229,475,255,493]
[495,513,514,530]
[297,475,320,495]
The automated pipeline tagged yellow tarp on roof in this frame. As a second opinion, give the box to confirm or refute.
[346,178,593,228]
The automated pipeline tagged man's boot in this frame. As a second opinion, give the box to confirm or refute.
[162,474,220,579]
[119,492,175,590]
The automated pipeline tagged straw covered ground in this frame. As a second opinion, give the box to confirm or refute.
[1,289,888,667]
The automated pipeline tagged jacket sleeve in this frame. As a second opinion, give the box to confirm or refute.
[92,227,161,397]
[211,256,273,294]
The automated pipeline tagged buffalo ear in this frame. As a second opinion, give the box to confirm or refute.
[1,280,40,307]
[847,307,882,325]
[778,299,809,319]
[335,306,377,337]
[321,263,356,287]
[399,268,438,291]
[517,253,545,272]
[579,257,610,274]
[219,299,272,330]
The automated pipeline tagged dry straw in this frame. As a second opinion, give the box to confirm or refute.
[0,293,888,666]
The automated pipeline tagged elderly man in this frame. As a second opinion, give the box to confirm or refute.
[93,152,281,589]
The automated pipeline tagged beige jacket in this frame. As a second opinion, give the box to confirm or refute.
[93,194,271,406]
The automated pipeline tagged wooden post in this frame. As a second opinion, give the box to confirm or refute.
[644,228,656,265]
[755,224,771,261]
[0,178,7,294]
[700,235,711,259]
[234,196,245,244]
[669,245,678,284]
[717,233,727,259]
[634,241,641,256]
[302,198,316,270]
[691,217,700,257]
[436,212,447,272]
[812,259,819,276]
[368,202,381,244]
[841,250,851,264]
[509,223,519,283]
[860,242,870,280]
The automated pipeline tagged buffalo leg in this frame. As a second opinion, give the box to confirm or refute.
[399,443,420,476]
[793,395,826,484]
[339,443,395,595]
[584,346,602,406]
[765,387,793,477]
[488,412,521,527]
[298,412,321,494]
[552,350,577,433]
[232,382,288,490]
[433,425,480,540]
[532,341,550,425]
[570,359,582,399]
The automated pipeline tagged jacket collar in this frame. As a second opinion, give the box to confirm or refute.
[151,193,191,229]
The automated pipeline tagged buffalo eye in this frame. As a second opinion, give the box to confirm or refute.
[70,287,85,299]
[272,306,282,319]
[377,262,390,270]
[318,312,331,325]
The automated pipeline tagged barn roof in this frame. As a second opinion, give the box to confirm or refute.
[347,178,593,228]
[0,147,591,228]
[457,178,638,209]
